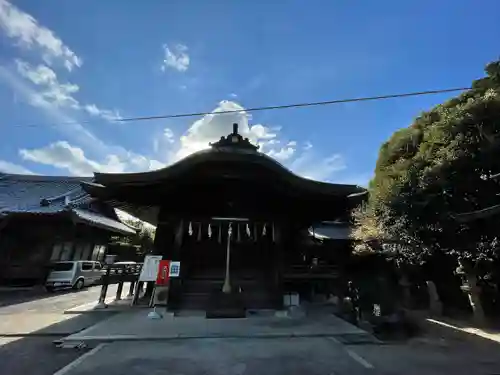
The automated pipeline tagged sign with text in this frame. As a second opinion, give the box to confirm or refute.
[169,261,181,278]
[156,260,170,285]
[138,255,162,282]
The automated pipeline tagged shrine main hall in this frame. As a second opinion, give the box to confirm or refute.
[83,124,366,315]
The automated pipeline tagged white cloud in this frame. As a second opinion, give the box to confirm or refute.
[13,60,120,122]
[20,141,107,175]
[168,100,347,182]
[291,153,346,181]
[266,144,296,161]
[0,160,33,174]
[0,0,82,71]
[164,128,175,143]
[173,100,278,161]
[83,104,121,121]
[161,44,190,72]
[16,59,79,109]
[0,64,102,152]
[19,141,163,176]
[9,94,348,183]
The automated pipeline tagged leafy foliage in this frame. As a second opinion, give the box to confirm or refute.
[122,219,156,253]
[354,60,500,264]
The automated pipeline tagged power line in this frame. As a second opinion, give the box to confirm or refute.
[119,87,471,122]
[16,87,471,128]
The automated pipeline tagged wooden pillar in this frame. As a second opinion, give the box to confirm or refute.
[168,218,185,309]
[144,208,177,299]
[115,280,124,300]
[273,220,286,309]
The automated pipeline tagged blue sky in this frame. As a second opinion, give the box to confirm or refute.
[0,0,499,185]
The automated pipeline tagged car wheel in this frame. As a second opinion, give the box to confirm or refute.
[73,279,84,290]
[46,286,55,293]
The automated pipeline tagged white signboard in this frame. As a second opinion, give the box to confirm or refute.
[139,255,163,282]
[169,261,181,278]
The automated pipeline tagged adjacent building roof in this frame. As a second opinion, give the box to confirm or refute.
[0,173,135,235]
[309,222,352,240]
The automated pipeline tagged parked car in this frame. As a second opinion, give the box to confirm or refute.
[113,261,137,265]
[112,261,137,275]
[45,261,103,292]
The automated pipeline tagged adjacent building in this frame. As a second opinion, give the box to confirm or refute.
[0,173,136,286]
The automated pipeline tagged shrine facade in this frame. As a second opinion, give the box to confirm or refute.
[83,124,365,313]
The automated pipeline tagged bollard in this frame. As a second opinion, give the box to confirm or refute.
[96,266,111,308]
[116,280,124,301]
[127,281,135,298]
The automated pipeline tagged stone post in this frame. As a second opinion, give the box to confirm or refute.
[458,260,486,326]
[399,274,412,309]
[426,280,443,316]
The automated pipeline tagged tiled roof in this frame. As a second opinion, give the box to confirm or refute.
[72,208,136,235]
[0,173,92,213]
[0,173,134,235]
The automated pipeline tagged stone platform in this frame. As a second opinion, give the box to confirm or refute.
[58,309,377,347]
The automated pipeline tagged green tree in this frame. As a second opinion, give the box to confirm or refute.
[354,60,500,323]
[123,219,156,255]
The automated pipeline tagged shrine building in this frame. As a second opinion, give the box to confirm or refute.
[83,124,366,314]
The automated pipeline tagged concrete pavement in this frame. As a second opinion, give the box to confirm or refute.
[3,287,499,375]
[49,334,500,375]
[0,285,123,336]
[52,304,500,375]
[0,284,126,375]
[59,309,377,346]
[54,333,500,375]
[53,337,376,375]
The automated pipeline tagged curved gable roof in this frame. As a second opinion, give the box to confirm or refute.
[92,127,365,197]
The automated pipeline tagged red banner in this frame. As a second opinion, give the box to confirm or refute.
[156,260,170,285]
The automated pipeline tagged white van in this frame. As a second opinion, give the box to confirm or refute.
[45,261,103,292]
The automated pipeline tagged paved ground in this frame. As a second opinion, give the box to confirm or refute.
[0,285,121,375]
[3,287,500,375]
[51,334,500,375]
[61,308,373,345]
[0,284,120,313]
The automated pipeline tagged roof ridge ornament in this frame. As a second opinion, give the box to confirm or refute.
[209,123,259,152]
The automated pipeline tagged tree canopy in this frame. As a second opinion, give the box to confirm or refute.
[354,60,500,264]
[121,219,155,253]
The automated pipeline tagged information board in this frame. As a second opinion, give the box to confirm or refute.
[169,261,181,278]
[138,255,163,282]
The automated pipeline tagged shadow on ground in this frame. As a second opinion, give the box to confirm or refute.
[0,311,116,375]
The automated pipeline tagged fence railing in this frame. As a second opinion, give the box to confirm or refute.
[98,263,143,284]
[96,263,145,305]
